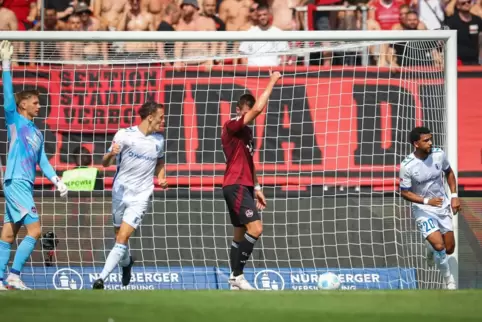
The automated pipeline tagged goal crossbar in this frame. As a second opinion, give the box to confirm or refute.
[0,30,457,42]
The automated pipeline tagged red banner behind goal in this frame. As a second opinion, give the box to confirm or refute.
[1,66,482,191]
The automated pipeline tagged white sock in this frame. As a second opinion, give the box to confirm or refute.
[100,243,127,280]
[434,249,451,278]
[119,246,131,267]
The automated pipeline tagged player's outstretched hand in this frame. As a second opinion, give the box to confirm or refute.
[255,190,267,211]
[0,40,13,61]
[451,197,461,215]
[110,143,121,156]
[270,71,282,83]
[428,197,443,207]
[158,178,168,189]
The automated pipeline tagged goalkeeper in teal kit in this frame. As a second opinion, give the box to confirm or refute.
[0,41,68,290]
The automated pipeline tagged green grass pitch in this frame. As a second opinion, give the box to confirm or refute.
[1,290,482,322]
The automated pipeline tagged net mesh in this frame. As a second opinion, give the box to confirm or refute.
[0,38,450,290]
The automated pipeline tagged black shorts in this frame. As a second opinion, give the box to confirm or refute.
[223,184,260,227]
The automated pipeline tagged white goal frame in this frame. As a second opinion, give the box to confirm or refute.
[0,30,459,288]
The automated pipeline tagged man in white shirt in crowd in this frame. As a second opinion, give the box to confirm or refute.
[238,3,289,67]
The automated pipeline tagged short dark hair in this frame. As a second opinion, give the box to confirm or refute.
[257,3,269,11]
[406,10,418,16]
[73,146,92,167]
[138,102,164,120]
[15,89,40,105]
[400,4,410,10]
[237,94,256,109]
[409,127,431,145]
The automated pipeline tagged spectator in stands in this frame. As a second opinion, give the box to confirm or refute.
[73,3,109,62]
[143,0,172,28]
[202,0,225,30]
[219,0,251,31]
[29,8,65,66]
[445,0,482,65]
[44,0,79,22]
[239,0,258,30]
[386,10,442,67]
[411,0,444,30]
[2,0,36,30]
[471,0,482,18]
[94,0,128,31]
[30,7,66,31]
[76,2,102,31]
[0,1,18,65]
[0,1,18,31]
[202,0,226,58]
[238,3,290,66]
[116,0,156,59]
[392,4,427,30]
[174,0,216,70]
[337,3,383,66]
[157,2,181,64]
[269,0,298,31]
[368,0,405,30]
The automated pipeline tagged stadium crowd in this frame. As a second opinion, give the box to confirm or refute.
[0,0,480,66]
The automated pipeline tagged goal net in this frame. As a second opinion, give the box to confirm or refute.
[0,30,458,290]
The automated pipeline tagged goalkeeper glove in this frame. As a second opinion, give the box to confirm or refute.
[51,176,68,197]
[0,40,13,62]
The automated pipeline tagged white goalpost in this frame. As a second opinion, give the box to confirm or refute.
[0,30,458,290]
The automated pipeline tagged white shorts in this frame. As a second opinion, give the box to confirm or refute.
[414,207,453,239]
[112,198,149,230]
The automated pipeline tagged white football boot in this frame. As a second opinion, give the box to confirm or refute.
[0,283,8,291]
[444,274,456,290]
[6,275,31,290]
[229,273,255,290]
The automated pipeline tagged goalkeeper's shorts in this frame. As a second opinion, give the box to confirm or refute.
[3,179,39,225]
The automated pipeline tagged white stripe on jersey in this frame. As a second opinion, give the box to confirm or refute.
[399,148,450,215]
[109,126,165,201]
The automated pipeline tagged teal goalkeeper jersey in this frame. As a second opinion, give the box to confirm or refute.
[2,70,56,184]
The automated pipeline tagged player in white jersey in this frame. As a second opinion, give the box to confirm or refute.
[399,127,460,290]
[93,102,168,290]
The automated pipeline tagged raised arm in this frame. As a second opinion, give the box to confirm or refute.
[1,41,17,125]
[242,71,282,125]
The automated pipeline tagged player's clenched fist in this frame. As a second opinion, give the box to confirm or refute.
[428,197,443,207]
[158,178,168,189]
[270,71,282,82]
[110,142,121,156]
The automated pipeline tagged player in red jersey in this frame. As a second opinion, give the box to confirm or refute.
[221,71,282,290]
[369,0,405,30]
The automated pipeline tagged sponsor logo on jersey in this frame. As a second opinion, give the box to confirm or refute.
[52,268,84,290]
[254,270,285,290]
[127,151,157,161]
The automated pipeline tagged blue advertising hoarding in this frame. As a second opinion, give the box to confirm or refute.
[18,266,417,290]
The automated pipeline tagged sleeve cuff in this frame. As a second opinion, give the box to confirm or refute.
[2,60,11,71]
[400,187,411,191]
